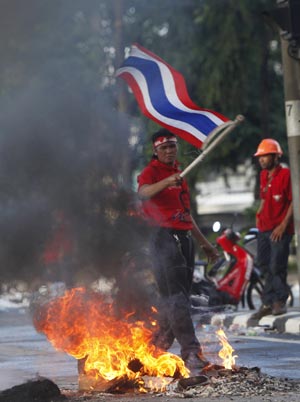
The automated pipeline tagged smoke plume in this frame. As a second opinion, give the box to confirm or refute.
[0,65,150,288]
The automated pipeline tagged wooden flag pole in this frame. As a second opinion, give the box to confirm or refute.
[180,114,245,178]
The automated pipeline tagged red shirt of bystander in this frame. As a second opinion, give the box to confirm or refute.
[257,165,294,234]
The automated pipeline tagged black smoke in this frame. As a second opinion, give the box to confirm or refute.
[0,0,155,299]
[0,65,150,288]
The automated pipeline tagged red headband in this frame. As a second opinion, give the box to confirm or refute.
[154,136,177,148]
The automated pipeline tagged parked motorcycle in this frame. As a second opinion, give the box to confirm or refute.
[191,227,294,311]
[242,227,264,309]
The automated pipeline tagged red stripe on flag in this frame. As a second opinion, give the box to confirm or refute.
[119,71,203,148]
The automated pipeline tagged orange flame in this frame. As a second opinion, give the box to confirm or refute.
[34,287,189,389]
[216,329,237,369]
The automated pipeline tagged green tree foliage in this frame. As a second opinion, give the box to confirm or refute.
[116,0,287,200]
[189,0,287,170]
[119,0,287,172]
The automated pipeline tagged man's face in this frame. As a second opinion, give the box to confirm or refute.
[155,142,178,165]
[257,153,277,170]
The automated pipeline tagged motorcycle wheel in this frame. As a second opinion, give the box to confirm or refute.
[246,280,294,310]
[246,278,264,310]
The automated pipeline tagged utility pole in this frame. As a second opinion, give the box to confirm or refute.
[281,39,300,302]
[271,0,300,302]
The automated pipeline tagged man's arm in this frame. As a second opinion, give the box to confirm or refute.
[138,173,182,200]
[271,202,293,241]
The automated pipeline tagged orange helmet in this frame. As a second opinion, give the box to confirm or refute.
[254,138,283,157]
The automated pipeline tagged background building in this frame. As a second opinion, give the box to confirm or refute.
[195,159,256,232]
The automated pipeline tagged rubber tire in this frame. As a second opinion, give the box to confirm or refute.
[246,278,264,310]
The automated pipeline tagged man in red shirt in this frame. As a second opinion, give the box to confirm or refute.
[138,128,219,373]
[251,139,294,319]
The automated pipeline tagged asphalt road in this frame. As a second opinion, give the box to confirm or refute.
[1,306,300,394]
[1,272,299,401]
[0,308,77,392]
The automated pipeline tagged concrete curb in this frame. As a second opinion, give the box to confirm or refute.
[211,311,300,335]
[194,309,300,335]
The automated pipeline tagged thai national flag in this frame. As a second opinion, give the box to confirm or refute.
[116,43,231,148]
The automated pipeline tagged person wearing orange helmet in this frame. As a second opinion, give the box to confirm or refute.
[251,138,294,319]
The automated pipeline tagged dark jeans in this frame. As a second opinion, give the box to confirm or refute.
[257,230,292,305]
[150,227,201,360]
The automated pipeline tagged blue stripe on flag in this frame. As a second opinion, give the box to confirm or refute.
[122,56,218,136]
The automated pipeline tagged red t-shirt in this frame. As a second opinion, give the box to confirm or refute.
[137,159,193,230]
[257,164,294,234]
